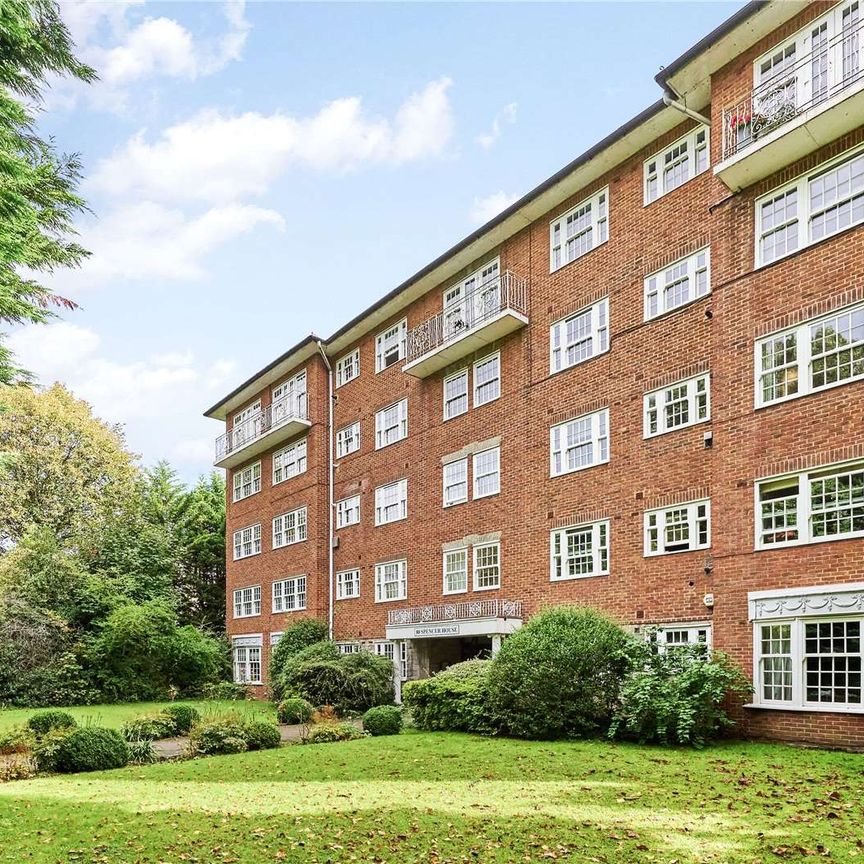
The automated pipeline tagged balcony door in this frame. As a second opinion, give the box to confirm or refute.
[232,400,261,448]
[272,370,307,426]
[442,259,500,340]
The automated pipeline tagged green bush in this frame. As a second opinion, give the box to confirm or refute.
[43,727,130,773]
[487,606,636,740]
[243,721,281,751]
[276,697,314,725]
[610,641,753,747]
[0,725,34,755]
[362,705,403,736]
[127,738,158,765]
[161,704,200,734]
[27,709,77,738]
[188,716,250,756]
[201,681,247,701]
[32,727,76,773]
[269,620,328,700]
[402,659,494,734]
[274,642,394,713]
[121,714,176,742]
[303,722,364,744]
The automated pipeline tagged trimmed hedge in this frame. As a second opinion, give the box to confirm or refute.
[243,721,282,751]
[121,714,176,742]
[303,722,364,744]
[276,697,314,725]
[42,727,130,773]
[187,715,282,756]
[362,705,403,736]
[27,710,77,738]
[402,659,494,734]
[487,607,635,739]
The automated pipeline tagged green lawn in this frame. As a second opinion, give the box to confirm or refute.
[0,699,275,734]
[1,731,862,863]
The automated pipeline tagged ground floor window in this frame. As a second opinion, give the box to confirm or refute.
[232,638,262,684]
[337,643,360,655]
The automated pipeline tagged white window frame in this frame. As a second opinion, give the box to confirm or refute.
[755,146,864,267]
[374,641,395,663]
[647,623,713,652]
[375,318,407,372]
[473,352,500,407]
[375,559,407,603]
[335,494,360,529]
[232,524,261,560]
[644,247,711,320]
[644,373,711,438]
[375,398,408,449]
[272,370,307,422]
[442,260,501,339]
[336,568,360,600]
[755,459,864,550]
[549,187,609,272]
[272,576,307,613]
[232,638,262,684]
[232,400,261,448]
[443,458,468,507]
[472,542,501,591]
[550,520,610,581]
[550,408,609,477]
[443,369,469,420]
[232,462,261,502]
[336,421,361,458]
[643,126,710,205]
[473,447,500,499]
[550,297,609,374]
[337,642,360,655]
[644,500,711,556]
[374,478,408,526]
[232,585,261,618]
[272,438,307,485]
[442,547,468,595]
[272,506,308,549]
[755,301,864,408]
[336,349,360,387]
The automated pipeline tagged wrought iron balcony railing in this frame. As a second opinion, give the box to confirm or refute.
[722,17,863,161]
[387,599,523,627]
[215,393,308,463]
[405,271,528,364]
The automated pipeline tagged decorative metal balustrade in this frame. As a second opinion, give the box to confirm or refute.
[405,271,528,363]
[722,17,863,161]
[215,393,308,463]
[387,599,523,627]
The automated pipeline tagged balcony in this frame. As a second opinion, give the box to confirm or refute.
[402,271,528,378]
[717,19,864,190]
[385,599,523,640]
[214,394,310,469]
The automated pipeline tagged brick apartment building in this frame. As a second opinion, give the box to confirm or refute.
[206,0,864,747]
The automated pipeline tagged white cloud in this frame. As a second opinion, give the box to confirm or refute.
[89,78,455,204]
[7,322,236,473]
[470,191,520,225]
[65,201,284,288]
[476,102,517,150]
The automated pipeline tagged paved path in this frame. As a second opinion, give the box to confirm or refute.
[152,722,311,759]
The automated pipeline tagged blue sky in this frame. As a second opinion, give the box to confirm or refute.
[12,0,738,482]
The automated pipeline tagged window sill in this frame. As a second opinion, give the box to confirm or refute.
[755,373,864,412]
[548,346,610,379]
[644,291,711,326]
[755,531,864,553]
[549,240,608,276]
[745,703,864,715]
[550,573,609,582]
[644,547,711,558]
[644,417,710,440]
[550,458,609,480]
[375,596,407,604]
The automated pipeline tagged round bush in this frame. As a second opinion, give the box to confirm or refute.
[487,606,635,740]
[243,721,281,751]
[362,705,403,736]
[277,697,314,725]
[49,727,130,773]
[304,722,364,744]
[402,659,493,734]
[161,704,200,735]
[27,710,77,738]
[121,714,176,742]
[269,619,328,700]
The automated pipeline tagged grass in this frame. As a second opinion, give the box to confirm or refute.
[0,699,275,734]
[1,731,863,863]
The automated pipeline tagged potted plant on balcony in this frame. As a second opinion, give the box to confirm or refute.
[729,111,753,150]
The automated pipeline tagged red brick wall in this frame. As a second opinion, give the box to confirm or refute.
[221,2,864,743]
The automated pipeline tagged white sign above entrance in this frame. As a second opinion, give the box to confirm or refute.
[413,625,460,638]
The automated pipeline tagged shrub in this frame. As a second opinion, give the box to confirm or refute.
[166,626,228,695]
[303,722,364,744]
[269,619,328,698]
[402,659,494,734]
[243,721,281,751]
[201,681,248,701]
[127,738,158,765]
[610,641,753,747]
[32,728,76,773]
[362,705,403,736]
[0,726,34,755]
[121,714,176,742]
[161,704,200,735]
[44,727,130,773]
[276,697,314,725]
[27,710,77,738]
[0,754,37,781]
[275,642,394,713]
[312,705,339,724]
[188,716,251,756]
[487,606,636,740]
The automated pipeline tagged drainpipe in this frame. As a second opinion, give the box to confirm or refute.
[662,86,711,127]
[317,340,335,641]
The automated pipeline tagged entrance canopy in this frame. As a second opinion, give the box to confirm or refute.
[385,598,523,642]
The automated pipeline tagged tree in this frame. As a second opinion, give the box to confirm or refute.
[0,0,96,383]
[0,384,138,545]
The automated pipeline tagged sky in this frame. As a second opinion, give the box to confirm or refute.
[11,0,740,483]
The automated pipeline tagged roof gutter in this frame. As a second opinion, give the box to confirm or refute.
[661,88,710,127]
